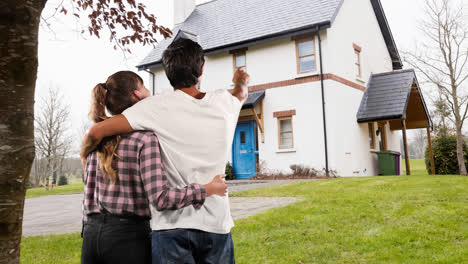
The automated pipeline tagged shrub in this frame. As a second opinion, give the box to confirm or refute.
[425,134,468,175]
[225,162,234,181]
[289,164,338,177]
[58,175,69,186]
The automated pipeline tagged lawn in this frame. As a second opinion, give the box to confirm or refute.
[26,183,84,199]
[21,173,468,263]
[403,159,428,176]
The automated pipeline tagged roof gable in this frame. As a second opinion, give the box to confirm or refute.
[357,69,431,128]
[370,0,402,69]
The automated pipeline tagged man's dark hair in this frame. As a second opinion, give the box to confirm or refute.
[162,38,205,89]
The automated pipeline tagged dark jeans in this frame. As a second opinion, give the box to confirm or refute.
[152,229,235,264]
[81,214,152,264]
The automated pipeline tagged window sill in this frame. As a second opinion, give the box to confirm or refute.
[276,148,296,153]
[356,77,366,84]
[295,71,319,79]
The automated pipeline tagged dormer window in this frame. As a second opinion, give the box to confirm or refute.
[295,37,316,73]
[353,43,362,78]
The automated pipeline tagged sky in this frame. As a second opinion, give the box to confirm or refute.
[36,0,429,154]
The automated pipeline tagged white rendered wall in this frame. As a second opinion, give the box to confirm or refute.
[324,80,401,176]
[324,0,394,86]
[151,33,321,92]
[257,82,325,173]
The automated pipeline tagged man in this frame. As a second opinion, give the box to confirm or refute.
[81,37,249,263]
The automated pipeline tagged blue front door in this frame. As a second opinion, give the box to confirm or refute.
[232,121,256,179]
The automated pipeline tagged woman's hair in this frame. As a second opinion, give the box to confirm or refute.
[89,71,144,184]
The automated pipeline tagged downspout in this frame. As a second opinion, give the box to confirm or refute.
[144,69,156,95]
[317,27,330,177]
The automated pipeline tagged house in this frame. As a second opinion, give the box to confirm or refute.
[137,0,433,178]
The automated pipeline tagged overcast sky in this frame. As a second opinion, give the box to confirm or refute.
[36,0,429,153]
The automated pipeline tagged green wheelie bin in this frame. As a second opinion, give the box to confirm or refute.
[376,151,400,176]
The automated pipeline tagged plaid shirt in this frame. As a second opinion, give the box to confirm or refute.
[83,131,206,220]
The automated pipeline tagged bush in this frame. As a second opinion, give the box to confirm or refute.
[425,134,468,175]
[289,164,338,177]
[57,175,69,186]
[225,162,234,180]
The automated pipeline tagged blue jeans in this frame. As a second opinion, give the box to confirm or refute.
[152,229,235,264]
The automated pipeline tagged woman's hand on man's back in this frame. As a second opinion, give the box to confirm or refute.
[204,175,228,197]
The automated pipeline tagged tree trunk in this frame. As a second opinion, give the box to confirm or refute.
[451,84,468,176]
[0,1,45,263]
[456,126,468,176]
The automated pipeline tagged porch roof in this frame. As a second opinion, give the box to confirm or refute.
[356,69,432,130]
[242,90,265,109]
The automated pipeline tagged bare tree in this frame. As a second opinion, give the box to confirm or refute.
[35,87,72,190]
[30,158,48,187]
[0,1,170,260]
[404,0,468,176]
[413,129,428,159]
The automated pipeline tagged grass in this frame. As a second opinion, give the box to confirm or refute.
[403,159,428,176]
[25,183,84,199]
[21,172,468,263]
[21,233,82,264]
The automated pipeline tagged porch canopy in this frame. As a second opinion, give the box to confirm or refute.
[242,90,265,110]
[356,69,434,175]
[241,90,266,142]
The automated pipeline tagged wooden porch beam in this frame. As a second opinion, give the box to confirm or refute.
[252,101,265,143]
[427,127,435,175]
[401,119,411,175]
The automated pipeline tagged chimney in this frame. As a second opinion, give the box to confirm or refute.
[173,0,196,26]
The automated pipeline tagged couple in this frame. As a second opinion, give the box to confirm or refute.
[80,37,250,264]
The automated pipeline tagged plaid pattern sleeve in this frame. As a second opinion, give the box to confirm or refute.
[139,133,207,211]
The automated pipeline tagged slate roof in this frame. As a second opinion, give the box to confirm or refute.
[138,0,402,71]
[137,0,344,69]
[242,90,265,109]
[356,69,430,124]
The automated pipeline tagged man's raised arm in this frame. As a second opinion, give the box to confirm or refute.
[230,69,250,104]
[80,114,133,160]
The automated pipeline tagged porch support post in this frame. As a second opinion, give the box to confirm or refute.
[401,119,411,175]
[426,127,435,175]
[252,104,264,143]
[260,100,264,141]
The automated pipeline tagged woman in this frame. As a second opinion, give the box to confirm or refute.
[81,71,227,264]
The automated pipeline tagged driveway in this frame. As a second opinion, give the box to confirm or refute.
[23,180,314,237]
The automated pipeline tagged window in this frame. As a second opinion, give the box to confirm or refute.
[368,123,375,149]
[278,117,294,149]
[378,123,387,151]
[296,38,316,73]
[353,43,362,78]
[240,131,246,144]
[233,52,246,72]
